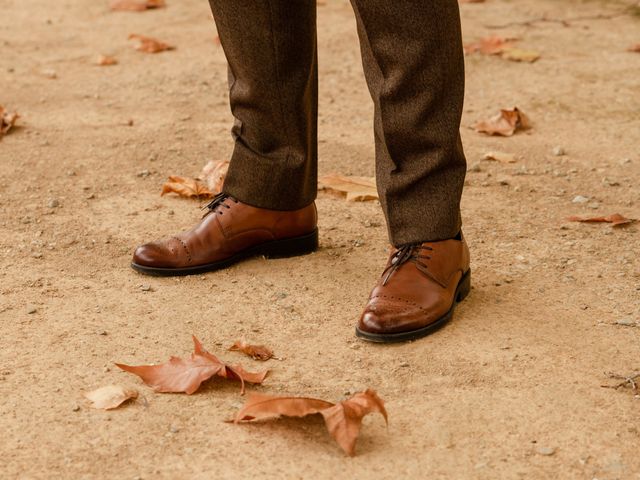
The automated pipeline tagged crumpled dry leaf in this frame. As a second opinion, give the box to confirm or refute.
[84,385,138,410]
[321,390,388,456]
[318,174,378,202]
[96,55,118,66]
[483,151,517,163]
[233,389,387,456]
[567,213,635,227]
[0,105,19,138]
[474,107,530,137]
[501,48,541,63]
[229,340,274,361]
[129,34,175,53]
[200,159,229,194]
[233,393,334,421]
[110,0,165,11]
[161,175,213,199]
[464,35,516,55]
[116,336,268,395]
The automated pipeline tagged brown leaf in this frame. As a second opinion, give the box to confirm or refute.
[223,365,269,393]
[84,385,138,410]
[464,35,516,55]
[234,393,334,422]
[501,47,541,63]
[110,0,165,11]
[567,213,635,227]
[229,340,274,361]
[161,175,213,199]
[96,55,118,66]
[318,174,378,202]
[192,337,268,394]
[321,389,388,456]
[116,352,224,395]
[233,389,387,456]
[0,105,19,138]
[200,159,230,194]
[474,107,531,136]
[128,34,175,53]
[116,336,267,394]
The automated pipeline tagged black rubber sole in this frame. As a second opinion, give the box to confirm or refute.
[131,228,319,277]
[355,269,471,343]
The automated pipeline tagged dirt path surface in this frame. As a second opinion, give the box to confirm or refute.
[1,0,639,478]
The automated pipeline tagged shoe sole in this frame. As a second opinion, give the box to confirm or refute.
[355,269,471,343]
[131,228,319,277]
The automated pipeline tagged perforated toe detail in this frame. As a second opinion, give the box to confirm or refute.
[370,294,426,311]
[172,236,192,264]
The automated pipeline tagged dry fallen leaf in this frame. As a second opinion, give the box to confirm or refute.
[192,337,269,390]
[200,159,229,194]
[0,105,19,138]
[501,47,541,63]
[567,213,635,227]
[233,389,387,456]
[474,107,531,136]
[116,336,268,394]
[483,151,517,163]
[96,55,118,66]
[233,393,334,421]
[84,385,138,410]
[229,340,274,361]
[465,36,540,63]
[321,390,388,456]
[318,174,378,202]
[161,175,213,199]
[129,34,175,53]
[110,0,165,11]
[464,35,516,55]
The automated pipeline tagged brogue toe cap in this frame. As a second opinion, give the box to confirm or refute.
[132,243,174,268]
[358,297,435,334]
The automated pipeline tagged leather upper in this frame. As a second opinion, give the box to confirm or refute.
[358,235,470,334]
[133,197,317,269]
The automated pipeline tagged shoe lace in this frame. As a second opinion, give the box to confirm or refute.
[201,192,238,217]
[381,243,433,286]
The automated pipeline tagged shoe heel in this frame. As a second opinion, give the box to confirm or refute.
[456,270,471,302]
[263,229,319,259]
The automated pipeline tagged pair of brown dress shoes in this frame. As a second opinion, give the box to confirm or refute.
[132,194,470,342]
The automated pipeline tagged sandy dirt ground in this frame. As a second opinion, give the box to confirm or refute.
[1,0,640,478]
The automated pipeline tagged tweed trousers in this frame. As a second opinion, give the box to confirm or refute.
[207,0,467,245]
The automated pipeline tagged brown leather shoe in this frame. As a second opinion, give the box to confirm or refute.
[356,234,470,343]
[131,193,318,276]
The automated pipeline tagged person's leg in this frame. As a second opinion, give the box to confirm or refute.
[352,0,471,342]
[209,0,318,211]
[350,0,466,245]
[131,1,319,276]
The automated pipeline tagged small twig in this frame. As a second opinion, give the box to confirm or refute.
[601,372,640,390]
[485,9,630,29]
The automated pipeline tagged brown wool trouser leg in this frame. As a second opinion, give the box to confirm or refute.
[208,0,318,211]
[208,0,466,245]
